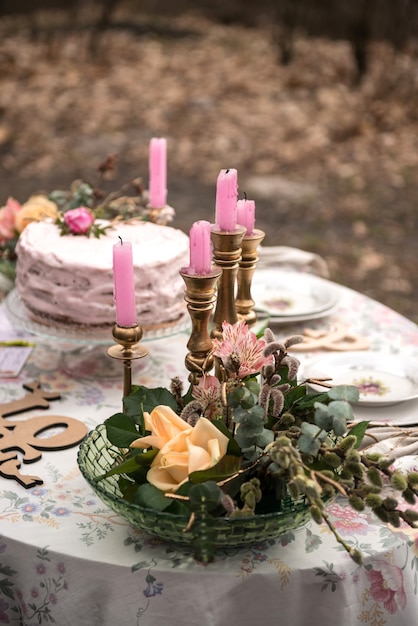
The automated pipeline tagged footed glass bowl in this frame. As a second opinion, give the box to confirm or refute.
[77,424,312,550]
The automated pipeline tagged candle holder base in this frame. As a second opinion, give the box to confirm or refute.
[62,345,149,380]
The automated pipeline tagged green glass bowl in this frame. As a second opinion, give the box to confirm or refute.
[77,424,311,549]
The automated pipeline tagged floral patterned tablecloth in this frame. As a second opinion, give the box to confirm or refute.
[1,278,418,626]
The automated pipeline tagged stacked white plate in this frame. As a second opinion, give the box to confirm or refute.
[252,269,339,324]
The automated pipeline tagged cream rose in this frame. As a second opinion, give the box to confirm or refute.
[131,405,229,493]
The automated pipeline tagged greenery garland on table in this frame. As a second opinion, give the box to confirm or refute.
[98,321,418,563]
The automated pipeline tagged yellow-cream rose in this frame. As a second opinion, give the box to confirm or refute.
[131,405,229,493]
[14,194,59,233]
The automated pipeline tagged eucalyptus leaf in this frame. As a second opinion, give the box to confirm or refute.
[328,399,353,420]
[245,378,261,396]
[298,434,321,456]
[228,387,246,408]
[332,415,348,437]
[188,481,224,511]
[314,402,333,431]
[328,385,360,403]
[240,387,256,409]
[255,428,275,448]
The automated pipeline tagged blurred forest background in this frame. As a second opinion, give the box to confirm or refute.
[0,0,417,322]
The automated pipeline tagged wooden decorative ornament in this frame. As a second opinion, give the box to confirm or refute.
[0,381,88,488]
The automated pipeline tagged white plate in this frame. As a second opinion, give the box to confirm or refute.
[252,270,339,322]
[302,352,418,407]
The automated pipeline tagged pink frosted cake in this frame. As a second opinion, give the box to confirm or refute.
[15,220,189,329]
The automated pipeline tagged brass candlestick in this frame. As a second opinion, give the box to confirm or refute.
[180,267,222,382]
[210,225,246,340]
[236,228,265,326]
[107,323,149,400]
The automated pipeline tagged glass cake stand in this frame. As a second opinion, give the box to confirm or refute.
[4,289,190,379]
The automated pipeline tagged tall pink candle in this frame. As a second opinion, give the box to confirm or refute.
[149,137,167,208]
[237,198,255,235]
[188,220,212,275]
[215,168,238,231]
[113,238,137,327]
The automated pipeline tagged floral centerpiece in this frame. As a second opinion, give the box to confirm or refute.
[91,321,418,563]
[0,155,173,287]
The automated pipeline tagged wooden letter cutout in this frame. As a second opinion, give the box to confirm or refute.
[0,381,88,488]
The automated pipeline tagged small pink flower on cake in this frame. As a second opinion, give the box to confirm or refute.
[63,207,95,235]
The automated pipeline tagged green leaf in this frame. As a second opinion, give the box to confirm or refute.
[228,387,245,408]
[99,453,143,480]
[255,427,275,448]
[245,378,260,396]
[332,415,348,437]
[240,387,256,409]
[133,483,173,511]
[328,385,360,403]
[126,385,179,415]
[233,404,264,425]
[314,402,333,431]
[211,420,241,456]
[328,399,353,420]
[298,422,327,456]
[189,454,242,484]
[104,413,140,447]
[349,421,370,448]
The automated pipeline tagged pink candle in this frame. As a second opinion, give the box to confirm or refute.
[149,137,167,208]
[215,168,238,231]
[113,238,137,326]
[188,220,212,275]
[237,198,255,235]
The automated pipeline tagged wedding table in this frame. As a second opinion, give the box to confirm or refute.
[1,277,418,626]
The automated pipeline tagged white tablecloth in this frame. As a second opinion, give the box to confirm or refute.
[1,278,418,626]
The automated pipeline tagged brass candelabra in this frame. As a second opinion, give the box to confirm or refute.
[180,267,222,382]
[210,225,246,340]
[236,228,265,326]
[107,323,148,401]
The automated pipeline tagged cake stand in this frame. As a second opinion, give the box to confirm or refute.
[4,289,190,379]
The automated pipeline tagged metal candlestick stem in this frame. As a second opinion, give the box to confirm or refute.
[236,228,265,326]
[210,225,246,340]
[180,267,222,382]
[107,323,149,400]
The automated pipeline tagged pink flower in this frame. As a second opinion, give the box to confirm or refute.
[192,374,222,419]
[366,560,407,614]
[63,207,94,234]
[0,197,21,244]
[212,321,273,379]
